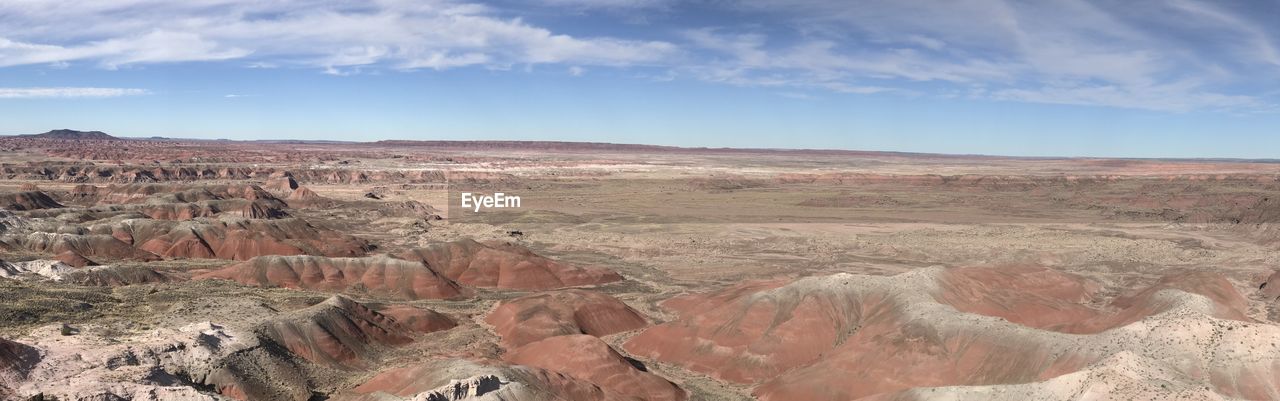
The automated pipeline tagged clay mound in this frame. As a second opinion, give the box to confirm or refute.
[110,217,370,260]
[288,186,322,201]
[378,304,457,333]
[289,186,321,200]
[336,358,626,401]
[396,239,622,290]
[3,232,160,262]
[936,265,1103,331]
[0,191,63,210]
[134,201,219,220]
[62,266,174,286]
[64,184,100,204]
[486,289,648,348]
[54,250,96,267]
[1064,271,1252,333]
[88,183,284,206]
[625,267,1267,400]
[265,176,299,193]
[259,295,454,368]
[286,186,339,208]
[239,199,289,219]
[133,198,289,220]
[505,335,686,401]
[625,274,871,383]
[194,255,465,300]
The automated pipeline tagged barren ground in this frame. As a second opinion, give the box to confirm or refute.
[1,137,1279,401]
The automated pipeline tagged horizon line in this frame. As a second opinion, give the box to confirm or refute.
[6,130,1280,164]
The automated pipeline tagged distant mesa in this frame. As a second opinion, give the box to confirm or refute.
[21,129,118,140]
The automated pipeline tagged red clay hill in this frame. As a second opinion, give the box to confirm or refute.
[259,295,455,368]
[394,239,622,290]
[485,289,648,348]
[194,255,466,300]
[625,265,1269,401]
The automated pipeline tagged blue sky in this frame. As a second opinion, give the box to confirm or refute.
[1,0,1279,158]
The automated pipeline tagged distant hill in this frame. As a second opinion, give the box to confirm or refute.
[23,129,118,140]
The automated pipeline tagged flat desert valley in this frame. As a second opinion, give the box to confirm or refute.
[3,131,1280,401]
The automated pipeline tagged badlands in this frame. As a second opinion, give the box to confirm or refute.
[1,130,1280,400]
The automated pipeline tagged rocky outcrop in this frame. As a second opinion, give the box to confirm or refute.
[335,358,626,401]
[0,259,76,281]
[9,322,314,401]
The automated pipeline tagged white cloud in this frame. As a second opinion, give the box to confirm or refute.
[0,87,150,98]
[0,0,676,71]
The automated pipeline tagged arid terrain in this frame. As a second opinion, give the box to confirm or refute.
[2,130,1280,401]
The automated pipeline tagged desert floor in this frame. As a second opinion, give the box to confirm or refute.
[2,137,1279,401]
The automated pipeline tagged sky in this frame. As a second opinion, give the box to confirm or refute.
[1,0,1279,158]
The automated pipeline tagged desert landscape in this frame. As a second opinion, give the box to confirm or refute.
[0,130,1274,400]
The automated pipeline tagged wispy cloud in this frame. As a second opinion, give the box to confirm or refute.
[681,0,1280,112]
[0,0,1277,112]
[0,87,149,98]
[0,0,676,72]
[531,0,671,10]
